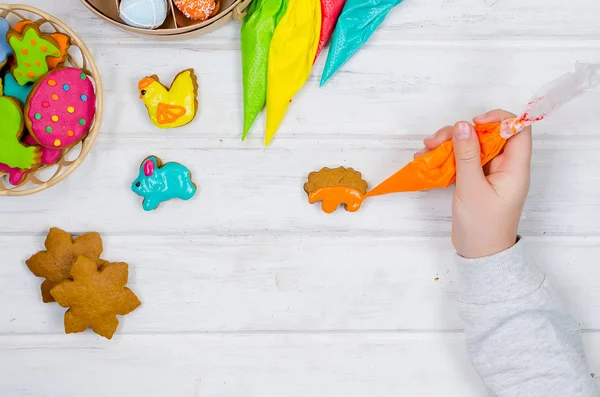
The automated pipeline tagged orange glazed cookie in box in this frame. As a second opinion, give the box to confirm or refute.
[50,256,141,340]
[173,0,218,21]
[26,227,103,303]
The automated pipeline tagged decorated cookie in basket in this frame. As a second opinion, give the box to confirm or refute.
[0,17,13,69]
[0,135,62,186]
[13,20,71,70]
[25,67,96,149]
[7,24,61,85]
[0,95,41,170]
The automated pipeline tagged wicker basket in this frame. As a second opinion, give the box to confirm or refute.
[81,0,252,39]
[0,4,103,196]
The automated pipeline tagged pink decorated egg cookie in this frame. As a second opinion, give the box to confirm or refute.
[26,67,96,149]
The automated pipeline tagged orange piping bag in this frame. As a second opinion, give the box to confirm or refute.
[366,63,600,197]
[265,0,321,146]
[365,123,506,197]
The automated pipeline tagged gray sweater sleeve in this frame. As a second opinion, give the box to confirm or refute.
[455,239,599,397]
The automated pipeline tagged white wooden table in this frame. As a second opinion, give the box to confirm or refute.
[2,0,600,395]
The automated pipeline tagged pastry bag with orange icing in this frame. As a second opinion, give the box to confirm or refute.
[366,63,600,198]
[265,0,321,145]
[241,0,288,140]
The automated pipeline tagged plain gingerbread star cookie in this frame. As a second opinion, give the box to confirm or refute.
[50,256,141,339]
[26,227,103,302]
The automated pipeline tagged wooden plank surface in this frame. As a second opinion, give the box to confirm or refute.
[1,0,600,396]
[0,333,598,397]
[2,237,600,333]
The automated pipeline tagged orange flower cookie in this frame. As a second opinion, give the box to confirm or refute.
[50,256,141,340]
[26,227,103,303]
[304,167,368,214]
[173,0,219,21]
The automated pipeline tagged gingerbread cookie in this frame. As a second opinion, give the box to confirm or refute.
[50,256,141,339]
[138,69,198,129]
[14,20,71,70]
[0,17,13,69]
[26,227,103,303]
[304,167,368,214]
[25,67,96,149]
[0,95,41,169]
[39,259,109,303]
[7,24,61,85]
[131,155,197,211]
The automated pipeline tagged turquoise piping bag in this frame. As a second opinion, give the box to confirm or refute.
[320,0,404,86]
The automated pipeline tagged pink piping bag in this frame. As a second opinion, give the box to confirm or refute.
[314,0,346,62]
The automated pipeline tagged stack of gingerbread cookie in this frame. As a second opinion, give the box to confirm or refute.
[26,228,141,340]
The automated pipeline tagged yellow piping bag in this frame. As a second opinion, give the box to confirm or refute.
[265,0,321,146]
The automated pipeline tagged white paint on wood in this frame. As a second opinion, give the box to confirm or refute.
[1,0,600,395]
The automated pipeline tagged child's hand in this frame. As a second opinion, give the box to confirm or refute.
[416,110,533,258]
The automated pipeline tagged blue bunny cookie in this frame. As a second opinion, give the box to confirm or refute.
[131,155,197,211]
[0,17,13,68]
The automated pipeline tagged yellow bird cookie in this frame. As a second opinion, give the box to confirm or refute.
[138,69,199,129]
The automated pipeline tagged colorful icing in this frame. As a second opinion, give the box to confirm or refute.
[365,123,506,197]
[4,73,34,104]
[14,20,71,70]
[0,163,29,185]
[240,0,289,140]
[304,167,367,213]
[22,135,62,165]
[131,155,197,211]
[138,69,198,129]
[8,25,61,85]
[0,96,41,169]
[0,132,63,186]
[309,186,364,213]
[314,0,346,62]
[265,0,321,145]
[173,0,217,21]
[26,68,96,149]
[0,18,13,68]
[321,0,404,86]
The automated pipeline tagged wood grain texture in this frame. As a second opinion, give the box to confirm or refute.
[2,237,600,334]
[0,140,599,236]
[1,0,600,396]
[8,0,600,42]
[0,333,598,397]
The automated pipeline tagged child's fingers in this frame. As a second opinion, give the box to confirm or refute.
[414,148,428,159]
[502,126,533,171]
[415,126,454,158]
[424,126,453,149]
[473,109,517,124]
